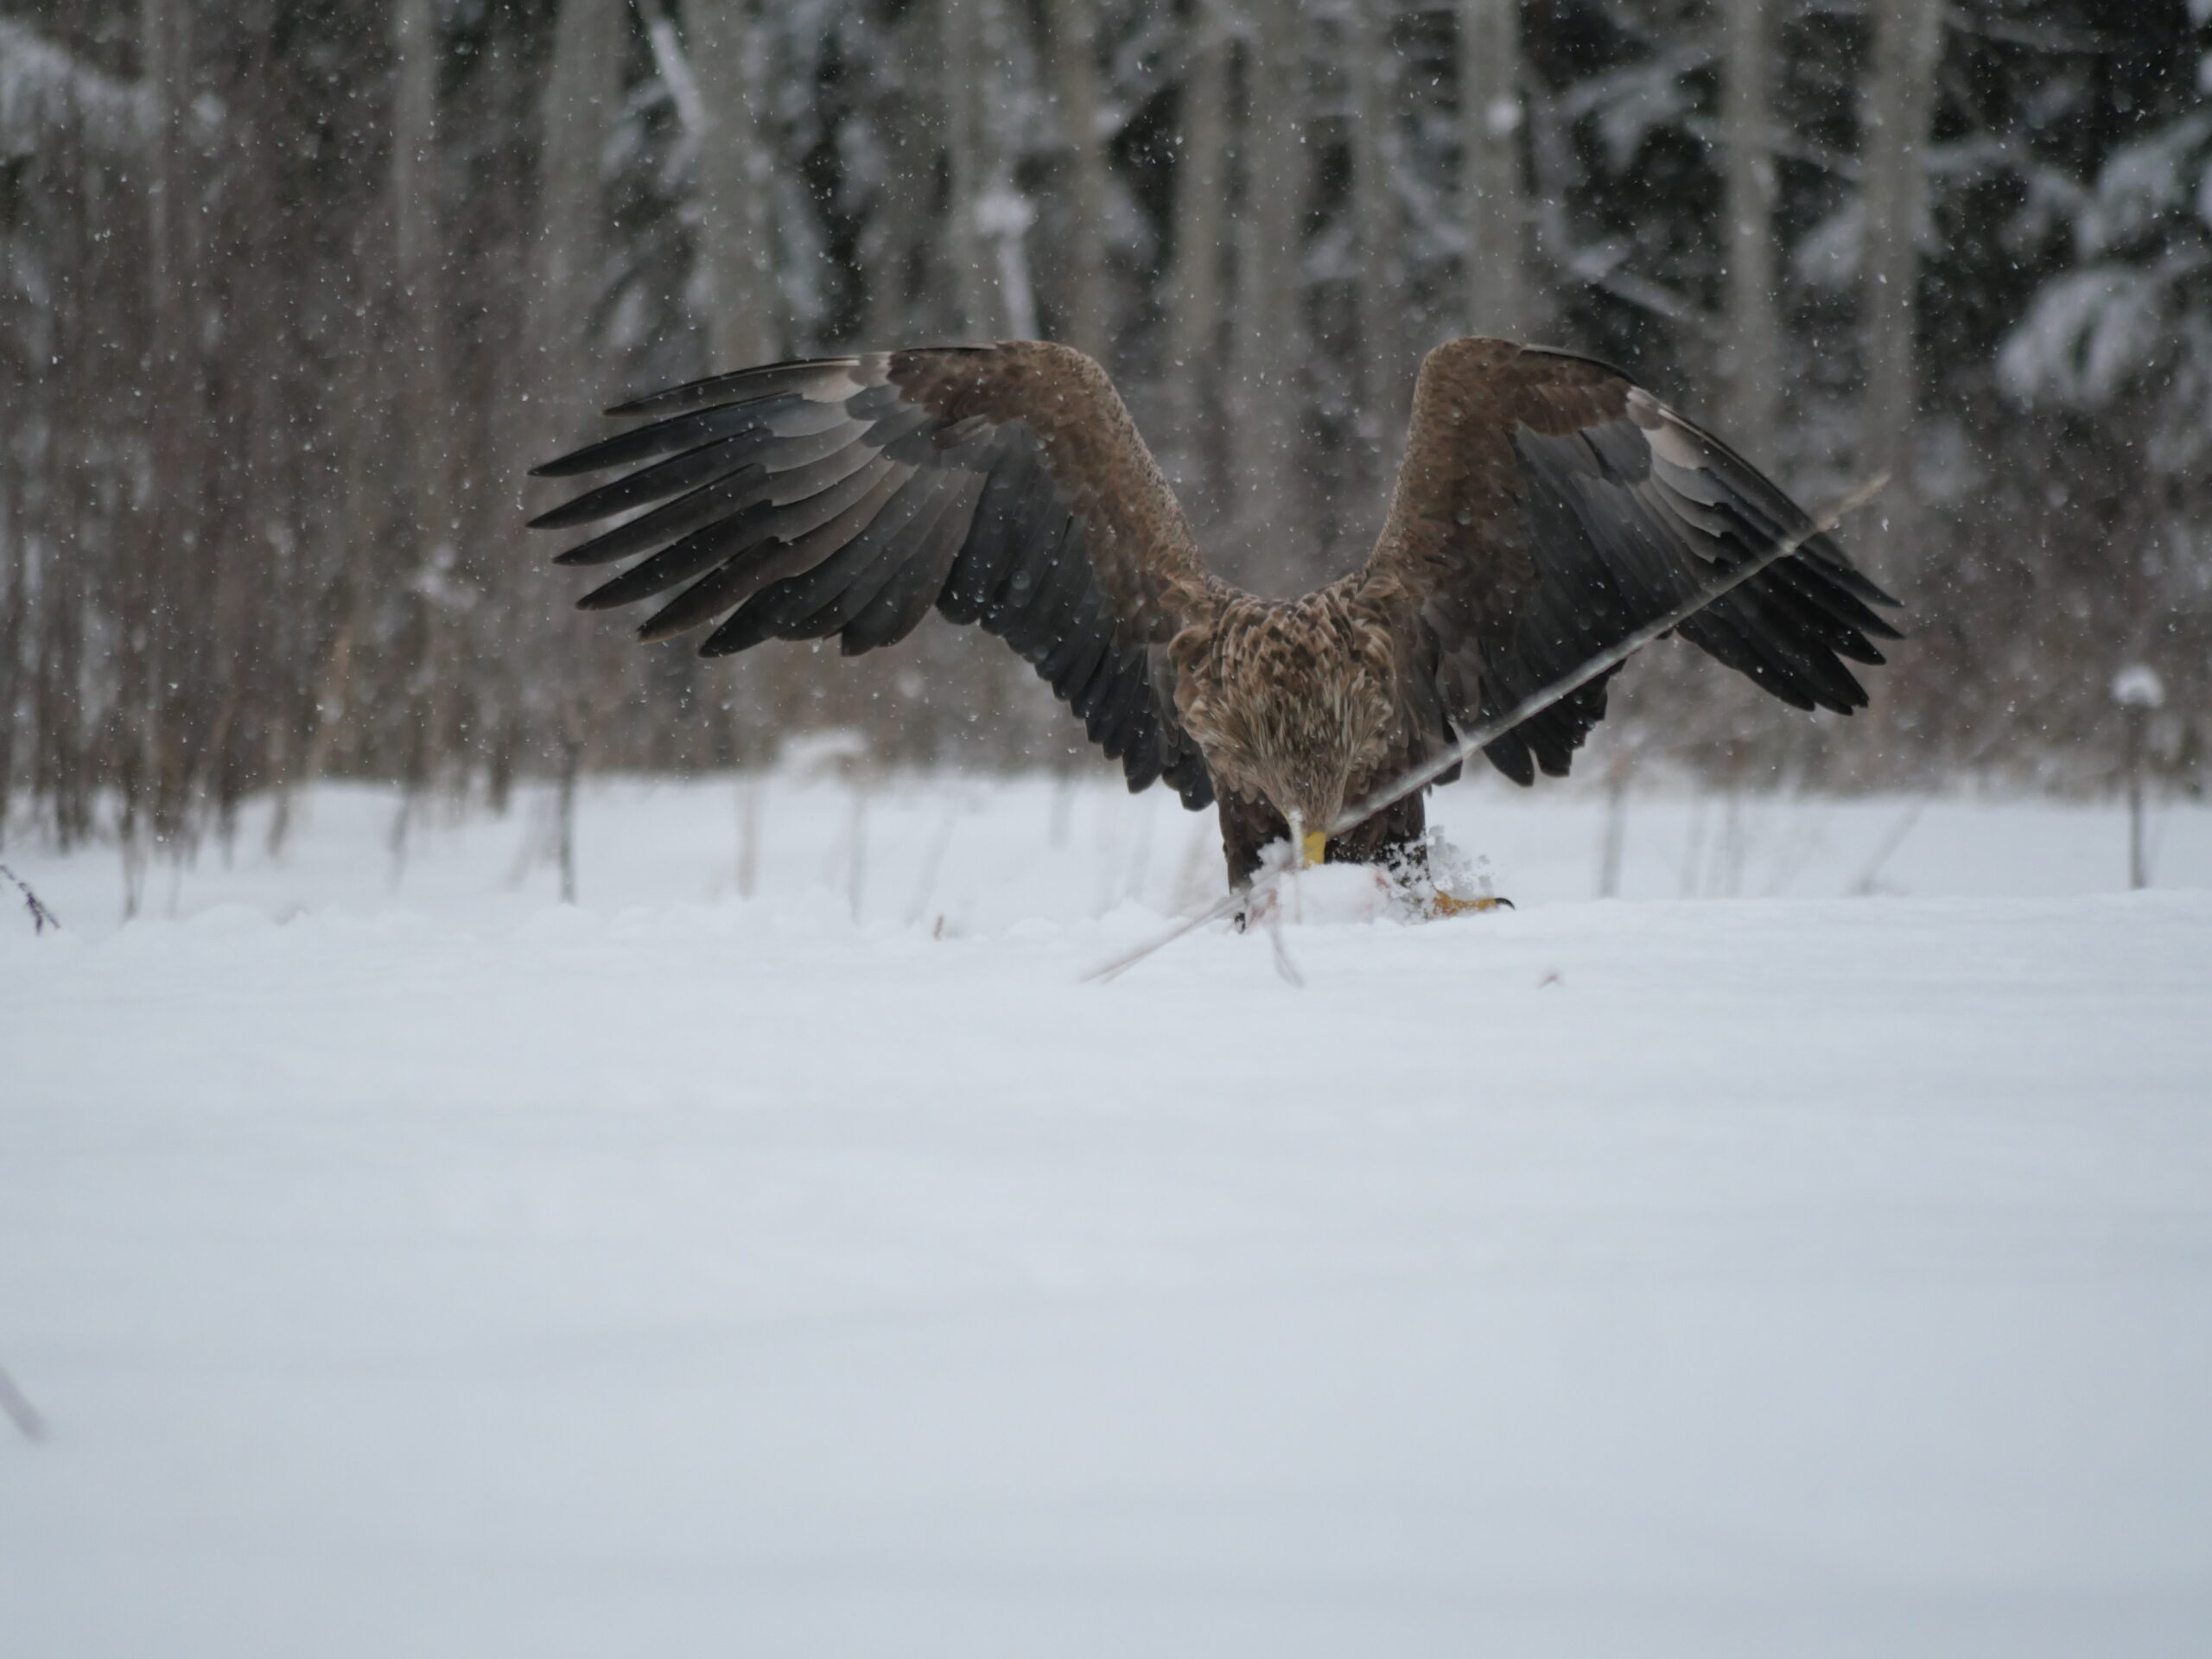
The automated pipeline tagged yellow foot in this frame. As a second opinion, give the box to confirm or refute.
[1432,891,1513,917]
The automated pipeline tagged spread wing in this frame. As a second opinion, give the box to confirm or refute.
[1360,336,1903,785]
[529,341,1220,807]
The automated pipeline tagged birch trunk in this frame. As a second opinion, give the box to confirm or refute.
[1041,0,1110,359]
[1718,0,1780,461]
[940,0,1007,340]
[1166,0,1230,509]
[530,0,627,823]
[1349,0,1407,484]
[392,0,448,543]
[1227,0,1311,588]
[391,0,461,763]
[860,1,935,345]
[1860,0,1942,512]
[532,0,624,435]
[135,0,200,837]
[1457,0,1528,339]
[679,0,782,369]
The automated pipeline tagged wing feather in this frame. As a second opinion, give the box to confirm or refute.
[1362,337,1902,785]
[701,470,963,653]
[531,342,1219,806]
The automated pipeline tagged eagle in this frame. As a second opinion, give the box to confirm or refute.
[531,337,1900,899]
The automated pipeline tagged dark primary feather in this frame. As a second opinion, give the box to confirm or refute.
[530,345,1217,810]
[1362,337,1901,787]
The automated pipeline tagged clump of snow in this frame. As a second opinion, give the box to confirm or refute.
[1260,859,1394,925]
[2112,664,2168,709]
[0,18,151,157]
[1998,262,2174,406]
[2077,112,2212,257]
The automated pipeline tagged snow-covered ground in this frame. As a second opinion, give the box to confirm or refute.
[3,770,2210,1657]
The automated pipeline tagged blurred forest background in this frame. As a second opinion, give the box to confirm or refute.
[3,0,2209,856]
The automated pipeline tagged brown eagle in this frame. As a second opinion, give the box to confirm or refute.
[531,338,1899,895]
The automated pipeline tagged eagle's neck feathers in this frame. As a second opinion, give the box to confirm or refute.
[1168,582,1400,833]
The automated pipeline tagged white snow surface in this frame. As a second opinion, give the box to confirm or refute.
[4,771,2210,1656]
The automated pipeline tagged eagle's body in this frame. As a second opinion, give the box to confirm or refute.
[531,337,1899,896]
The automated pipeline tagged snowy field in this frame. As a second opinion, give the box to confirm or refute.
[3,767,2210,1657]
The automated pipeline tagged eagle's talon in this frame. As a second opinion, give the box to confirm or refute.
[1432,890,1512,917]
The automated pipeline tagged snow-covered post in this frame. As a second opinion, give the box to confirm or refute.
[735,775,762,899]
[1597,748,1630,899]
[2112,664,2164,891]
[556,720,584,905]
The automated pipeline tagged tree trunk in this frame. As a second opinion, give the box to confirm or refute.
[940,0,1008,340]
[679,0,783,369]
[1718,0,1780,461]
[1348,0,1408,492]
[1041,0,1110,359]
[1166,0,1230,512]
[391,0,459,766]
[0,416,17,839]
[532,0,624,437]
[531,0,627,791]
[136,0,205,842]
[860,0,936,346]
[1457,0,1528,339]
[392,0,448,533]
[1860,0,1942,523]
[1226,0,1311,589]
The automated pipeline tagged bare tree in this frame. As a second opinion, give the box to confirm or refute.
[1860,0,1942,523]
[679,0,783,369]
[1717,0,1780,461]
[1458,0,1528,338]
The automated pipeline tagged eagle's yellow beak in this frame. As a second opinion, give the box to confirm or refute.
[1300,830,1327,868]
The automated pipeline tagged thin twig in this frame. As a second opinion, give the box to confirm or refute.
[1084,837,1300,983]
[1084,473,1888,984]
[1848,798,1928,896]
[0,1363,48,1443]
[1262,876,1305,987]
[0,863,61,935]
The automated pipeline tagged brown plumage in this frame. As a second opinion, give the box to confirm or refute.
[531,337,1901,893]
